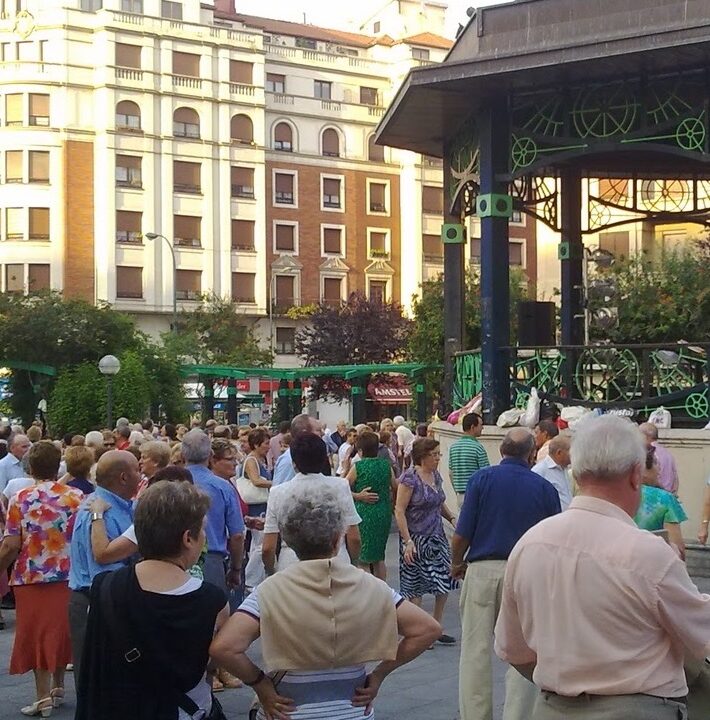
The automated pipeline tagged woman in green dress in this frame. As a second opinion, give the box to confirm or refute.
[346,431,397,581]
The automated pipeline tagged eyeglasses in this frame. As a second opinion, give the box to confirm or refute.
[104,442,115,447]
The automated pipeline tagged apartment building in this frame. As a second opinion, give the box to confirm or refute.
[0,0,537,365]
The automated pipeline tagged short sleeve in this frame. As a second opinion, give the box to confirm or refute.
[4,497,22,536]
[399,470,418,490]
[224,486,245,536]
[664,495,688,524]
[263,489,280,534]
[237,586,261,620]
[339,483,361,526]
[121,525,138,545]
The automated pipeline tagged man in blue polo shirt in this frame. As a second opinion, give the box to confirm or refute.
[68,450,140,686]
[452,427,560,720]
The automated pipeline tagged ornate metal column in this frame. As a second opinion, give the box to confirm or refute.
[290,379,302,419]
[560,167,585,346]
[277,379,290,422]
[202,377,215,422]
[351,379,366,426]
[478,97,512,422]
[226,378,238,424]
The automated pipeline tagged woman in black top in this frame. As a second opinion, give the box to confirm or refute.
[76,481,229,720]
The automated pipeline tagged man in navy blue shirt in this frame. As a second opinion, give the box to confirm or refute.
[452,427,560,720]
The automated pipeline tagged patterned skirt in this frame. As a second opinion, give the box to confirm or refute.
[399,533,458,599]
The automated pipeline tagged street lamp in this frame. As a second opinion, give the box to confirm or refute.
[145,232,178,333]
[98,354,121,429]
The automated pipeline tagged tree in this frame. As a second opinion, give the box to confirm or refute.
[295,292,412,400]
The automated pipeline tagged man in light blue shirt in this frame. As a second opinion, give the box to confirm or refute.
[0,433,30,494]
[272,414,326,486]
[68,450,141,685]
[531,435,573,510]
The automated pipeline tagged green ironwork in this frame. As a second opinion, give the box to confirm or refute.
[0,360,56,377]
[181,363,437,381]
[476,193,513,218]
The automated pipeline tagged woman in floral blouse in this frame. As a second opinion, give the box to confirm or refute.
[0,441,83,717]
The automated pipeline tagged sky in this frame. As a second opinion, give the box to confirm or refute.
[233,0,513,39]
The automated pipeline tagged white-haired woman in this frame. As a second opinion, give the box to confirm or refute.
[211,485,441,720]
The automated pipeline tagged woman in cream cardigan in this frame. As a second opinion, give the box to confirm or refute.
[211,484,440,720]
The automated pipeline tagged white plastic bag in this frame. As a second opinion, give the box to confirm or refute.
[496,408,524,428]
[519,388,541,428]
[648,406,672,430]
[560,406,591,430]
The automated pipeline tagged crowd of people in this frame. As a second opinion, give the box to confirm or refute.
[0,409,708,720]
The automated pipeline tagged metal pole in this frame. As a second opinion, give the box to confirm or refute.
[107,376,113,429]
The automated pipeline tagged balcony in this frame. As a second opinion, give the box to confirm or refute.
[230,83,255,96]
[116,232,143,245]
[370,203,387,213]
[271,297,300,314]
[369,248,391,260]
[232,185,255,199]
[321,100,342,113]
[275,192,294,205]
[171,74,202,90]
[174,237,202,248]
[174,183,201,195]
[323,195,341,209]
[264,41,386,75]
[175,289,201,300]
[232,242,256,253]
[116,67,144,81]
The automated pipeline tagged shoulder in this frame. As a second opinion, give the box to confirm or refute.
[199,579,228,611]
[399,469,418,487]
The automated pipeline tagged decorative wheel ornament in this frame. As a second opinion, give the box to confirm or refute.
[640,180,688,213]
[685,391,709,419]
[511,136,538,170]
[588,200,612,230]
[573,84,638,138]
[675,116,706,152]
[514,391,529,409]
[575,348,641,402]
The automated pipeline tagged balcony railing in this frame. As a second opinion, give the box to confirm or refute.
[174,237,202,248]
[174,183,201,194]
[232,185,255,199]
[271,297,300,314]
[232,242,256,252]
[116,232,143,245]
[116,67,143,81]
[171,74,202,89]
[175,289,201,300]
[229,83,255,95]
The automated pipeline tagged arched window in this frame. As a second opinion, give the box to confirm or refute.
[115,100,141,131]
[173,107,200,139]
[231,114,254,144]
[368,134,384,162]
[274,122,293,152]
[321,128,340,157]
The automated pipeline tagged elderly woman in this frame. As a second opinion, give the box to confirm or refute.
[134,440,171,496]
[76,481,229,720]
[211,484,441,720]
[64,445,95,495]
[0,441,83,717]
[395,437,458,645]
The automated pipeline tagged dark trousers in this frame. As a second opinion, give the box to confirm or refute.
[68,590,90,691]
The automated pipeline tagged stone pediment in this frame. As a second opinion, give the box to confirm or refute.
[319,257,350,273]
[272,254,303,271]
[364,259,395,275]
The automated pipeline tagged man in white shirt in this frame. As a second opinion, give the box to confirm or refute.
[393,416,414,466]
[531,435,572,510]
[0,433,30,494]
[1,475,33,510]
[336,427,358,476]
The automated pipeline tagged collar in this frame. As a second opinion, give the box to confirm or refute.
[185,463,210,474]
[95,485,134,512]
[460,434,480,442]
[293,472,326,481]
[541,454,565,471]
[500,457,529,468]
[569,495,636,527]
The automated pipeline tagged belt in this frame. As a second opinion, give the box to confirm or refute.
[545,692,687,706]
[72,587,91,600]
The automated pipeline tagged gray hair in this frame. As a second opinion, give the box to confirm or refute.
[180,429,212,464]
[638,422,659,442]
[291,413,316,437]
[116,417,130,428]
[85,430,104,449]
[571,415,645,481]
[279,482,346,560]
[500,427,535,460]
[548,435,570,455]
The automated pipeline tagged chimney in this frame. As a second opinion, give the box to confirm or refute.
[214,0,236,12]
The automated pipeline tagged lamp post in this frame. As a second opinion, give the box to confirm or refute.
[145,232,178,333]
[98,354,121,429]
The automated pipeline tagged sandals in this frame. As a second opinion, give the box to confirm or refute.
[50,688,65,708]
[20,698,53,717]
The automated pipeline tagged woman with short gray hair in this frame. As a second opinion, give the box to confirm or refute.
[211,484,441,720]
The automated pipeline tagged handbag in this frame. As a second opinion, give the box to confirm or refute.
[236,457,269,505]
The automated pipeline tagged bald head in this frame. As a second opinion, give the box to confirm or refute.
[500,427,536,463]
[549,435,571,467]
[95,450,141,499]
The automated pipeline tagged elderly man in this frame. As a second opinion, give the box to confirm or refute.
[533,420,558,462]
[0,433,30,494]
[267,421,290,469]
[532,435,572,510]
[452,428,561,720]
[181,429,244,593]
[495,415,710,720]
[640,421,679,494]
[272,414,328,485]
[68,450,141,685]
[449,413,489,504]
[393,415,414,466]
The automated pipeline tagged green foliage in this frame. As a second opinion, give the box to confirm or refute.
[408,267,530,366]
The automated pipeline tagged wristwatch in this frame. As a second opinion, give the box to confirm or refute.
[90,511,104,522]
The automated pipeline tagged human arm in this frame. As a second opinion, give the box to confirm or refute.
[245,456,272,489]
[0,498,22,573]
[87,497,137,563]
[441,501,457,527]
[262,532,278,576]
[226,532,244,589]
[450,480,479,579]
[394,481,416,565]
[352,599,441,711]
[210,611,295,720]
[345,524,361,564]
[664,523,686,561]
[348,465,378,504]
[225,486,245,588]
[698,485,710,544]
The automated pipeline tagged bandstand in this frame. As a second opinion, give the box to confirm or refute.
[376,0,710,425]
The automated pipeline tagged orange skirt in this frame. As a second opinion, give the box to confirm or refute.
[10,582,72,674]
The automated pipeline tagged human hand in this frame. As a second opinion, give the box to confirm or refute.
[356,487,379,504]
[226,567,242,589]
[88,497,111,514]
[699,526,708,545]
[255,677,295,720]
[403,540,416,565]
[451,561,467,580]
[245,516,265,531]
[352,672,384,713]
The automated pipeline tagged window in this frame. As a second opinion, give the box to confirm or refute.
[115,43,141,68]
[274,223,295,253]
[120,0,143,11]
[266,73,285,94]
[29,208,49,240]
[28,264,50,292]
[6,94,22,126]
[598,231,630,258]
[296,37,317,50]
[17,42,34,62]
[5,151,22,182]
[172,51,199,77]
[231,219,255,250]
[470,237,481,264]
[274,275,295,308]
[116,210,142,244]
[161,0,182,19]
[231,167,254,199]
[173,215,201,247]
[368,231,388,258]
[369,182,387,213]
[28,94,49,126]
[6,208,22,239]
[422,185,443,214]
[322,226,343,256]
[511,209,524,225]
[322,177,341,209]
[29,151,49,183]
[509,242,524,266]
[423,233,443,259]
[173,107,199,138]
[412,48,430,60]
[274,122,293,151]
[274,173,294,205]
[368,279,387,303]
[230,114,253,144]
[275,327,295,354]
[115,155,142,187]
[322,277,342,306]
[1,43,12,62]
[173,160,201,194]
[116,100,141,130]
[321,128,339,157]
[230,60,253,84]
[80,0,102,10]
[368,135,384,162]
[5,264,23,293]
[116,266,143,299]
[231,272,255,303]
[175,270,201,300]
[360,87,378,106]
[314,80,331,100]
[423,155,443,167]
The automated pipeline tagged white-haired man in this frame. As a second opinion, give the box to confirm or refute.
[495,415,710,720]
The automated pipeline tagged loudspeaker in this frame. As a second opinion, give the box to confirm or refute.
[517,301,556,347]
